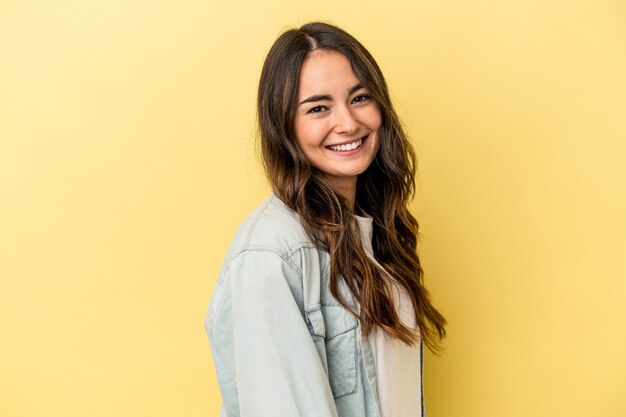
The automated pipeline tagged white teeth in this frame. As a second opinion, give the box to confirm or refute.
[329,138,363,151]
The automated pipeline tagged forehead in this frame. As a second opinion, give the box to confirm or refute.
[297,51,360,96]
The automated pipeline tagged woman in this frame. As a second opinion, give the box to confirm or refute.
[205,22,446,417]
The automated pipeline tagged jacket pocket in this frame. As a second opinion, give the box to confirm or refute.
[306,304,359,399]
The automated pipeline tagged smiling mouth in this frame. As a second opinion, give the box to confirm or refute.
[326,136,367,152]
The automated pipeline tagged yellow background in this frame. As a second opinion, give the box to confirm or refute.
[1,0,625,416]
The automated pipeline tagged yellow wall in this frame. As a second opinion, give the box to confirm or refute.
[1,1,624,416]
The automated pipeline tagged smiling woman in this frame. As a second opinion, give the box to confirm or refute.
[294,51,382,204]
[205,22,446,417]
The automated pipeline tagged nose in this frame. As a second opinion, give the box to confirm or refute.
[333,105,359,135]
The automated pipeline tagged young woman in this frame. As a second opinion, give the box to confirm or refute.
[205,22,446,417]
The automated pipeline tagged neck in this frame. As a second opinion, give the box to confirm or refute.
[323,175,357,211]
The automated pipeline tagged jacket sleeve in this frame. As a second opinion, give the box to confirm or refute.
[206,249,338,417]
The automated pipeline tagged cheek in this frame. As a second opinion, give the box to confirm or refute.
[293,117,309,149]
[370,106,383,130]
[294,119,325,149]
[293,129,318,166]
[357,104,383,132]
[294,126,312,150]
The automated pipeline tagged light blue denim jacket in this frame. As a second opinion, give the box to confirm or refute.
[205,195,425,417]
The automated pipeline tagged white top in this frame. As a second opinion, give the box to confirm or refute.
[355,215,423,417]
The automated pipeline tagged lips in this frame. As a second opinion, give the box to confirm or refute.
[326,136,368,152]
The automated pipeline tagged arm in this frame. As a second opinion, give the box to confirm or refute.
[206,250,338,417]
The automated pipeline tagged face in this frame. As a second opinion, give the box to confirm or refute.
[293,51,382,197]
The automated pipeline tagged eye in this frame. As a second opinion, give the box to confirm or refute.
[351,94,370,104]
[307,105,327,114]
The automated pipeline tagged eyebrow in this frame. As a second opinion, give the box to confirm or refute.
[298,83,365,106]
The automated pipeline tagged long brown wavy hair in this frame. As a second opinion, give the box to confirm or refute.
[257,22,446,351]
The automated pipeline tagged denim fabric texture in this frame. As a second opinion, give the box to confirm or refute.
[205,195,425,417]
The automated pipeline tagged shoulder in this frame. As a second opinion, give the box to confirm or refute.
[209,194,332,325]
[223,194,316,264]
